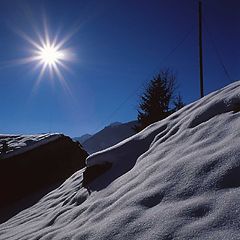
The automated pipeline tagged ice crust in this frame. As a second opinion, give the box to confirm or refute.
[0,81,240,239]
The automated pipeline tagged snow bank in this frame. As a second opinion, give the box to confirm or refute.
[86,81,240,189]
[1,81,240,239]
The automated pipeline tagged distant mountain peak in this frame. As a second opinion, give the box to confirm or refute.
[107,122,122,127]
[73,134,92,144]
[82,120,137,154]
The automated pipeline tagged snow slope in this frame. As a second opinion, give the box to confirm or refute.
[82,120,137,154]
[1,81,240,239]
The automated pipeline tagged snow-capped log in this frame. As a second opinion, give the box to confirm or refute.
[0,134,88,207]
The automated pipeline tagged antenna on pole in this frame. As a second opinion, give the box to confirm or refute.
[198,0,204,98]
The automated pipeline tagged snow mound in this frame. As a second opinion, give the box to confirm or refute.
[1,81,240,239]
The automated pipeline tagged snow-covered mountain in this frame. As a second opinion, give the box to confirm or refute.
[81,120,137,154]
[1,81,240,239]
[74,134,92,144]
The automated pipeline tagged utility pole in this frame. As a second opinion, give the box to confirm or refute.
[198,0,204,98]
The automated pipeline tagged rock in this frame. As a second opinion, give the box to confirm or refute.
[0,135,88,207]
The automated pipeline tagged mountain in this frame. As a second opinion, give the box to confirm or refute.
[108,122,122,127]
[82,120,137,154]
[74,134,92,144]
[1,81,240,239]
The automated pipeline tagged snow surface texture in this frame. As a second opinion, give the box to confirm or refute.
[0,134,62,159]
[1,81,240,239]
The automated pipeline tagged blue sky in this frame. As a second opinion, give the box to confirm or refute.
[0,0,239,137]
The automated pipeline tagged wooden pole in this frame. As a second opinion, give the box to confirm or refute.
[198,1,204,98]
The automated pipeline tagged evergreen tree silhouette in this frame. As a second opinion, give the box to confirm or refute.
[134,70,184,132]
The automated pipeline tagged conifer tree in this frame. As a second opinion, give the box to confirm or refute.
[134,70,183,132]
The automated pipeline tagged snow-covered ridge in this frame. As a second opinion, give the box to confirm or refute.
[0,133,62,159]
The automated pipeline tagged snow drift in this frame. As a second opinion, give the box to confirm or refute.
[1,81,240,239]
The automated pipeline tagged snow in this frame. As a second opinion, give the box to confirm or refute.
[1,81,240,239]
[0,133,62,159]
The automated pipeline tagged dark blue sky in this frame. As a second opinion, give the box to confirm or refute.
[0,0,239,137]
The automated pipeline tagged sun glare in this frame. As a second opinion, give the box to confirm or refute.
[14,18,77,94]
[39,45,64,65]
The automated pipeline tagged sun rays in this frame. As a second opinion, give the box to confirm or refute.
[12,18,77,95]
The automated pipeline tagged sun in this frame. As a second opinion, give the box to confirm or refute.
[13,19,77,94]
[38,44,64,65]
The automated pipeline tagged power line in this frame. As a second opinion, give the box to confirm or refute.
[203,18,232,83]
[94,25,194,132]
[159,26,194,65]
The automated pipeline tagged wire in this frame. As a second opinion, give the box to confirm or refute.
[158,25,195,65]
[203,17,232,83]
[93,25,195,132]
